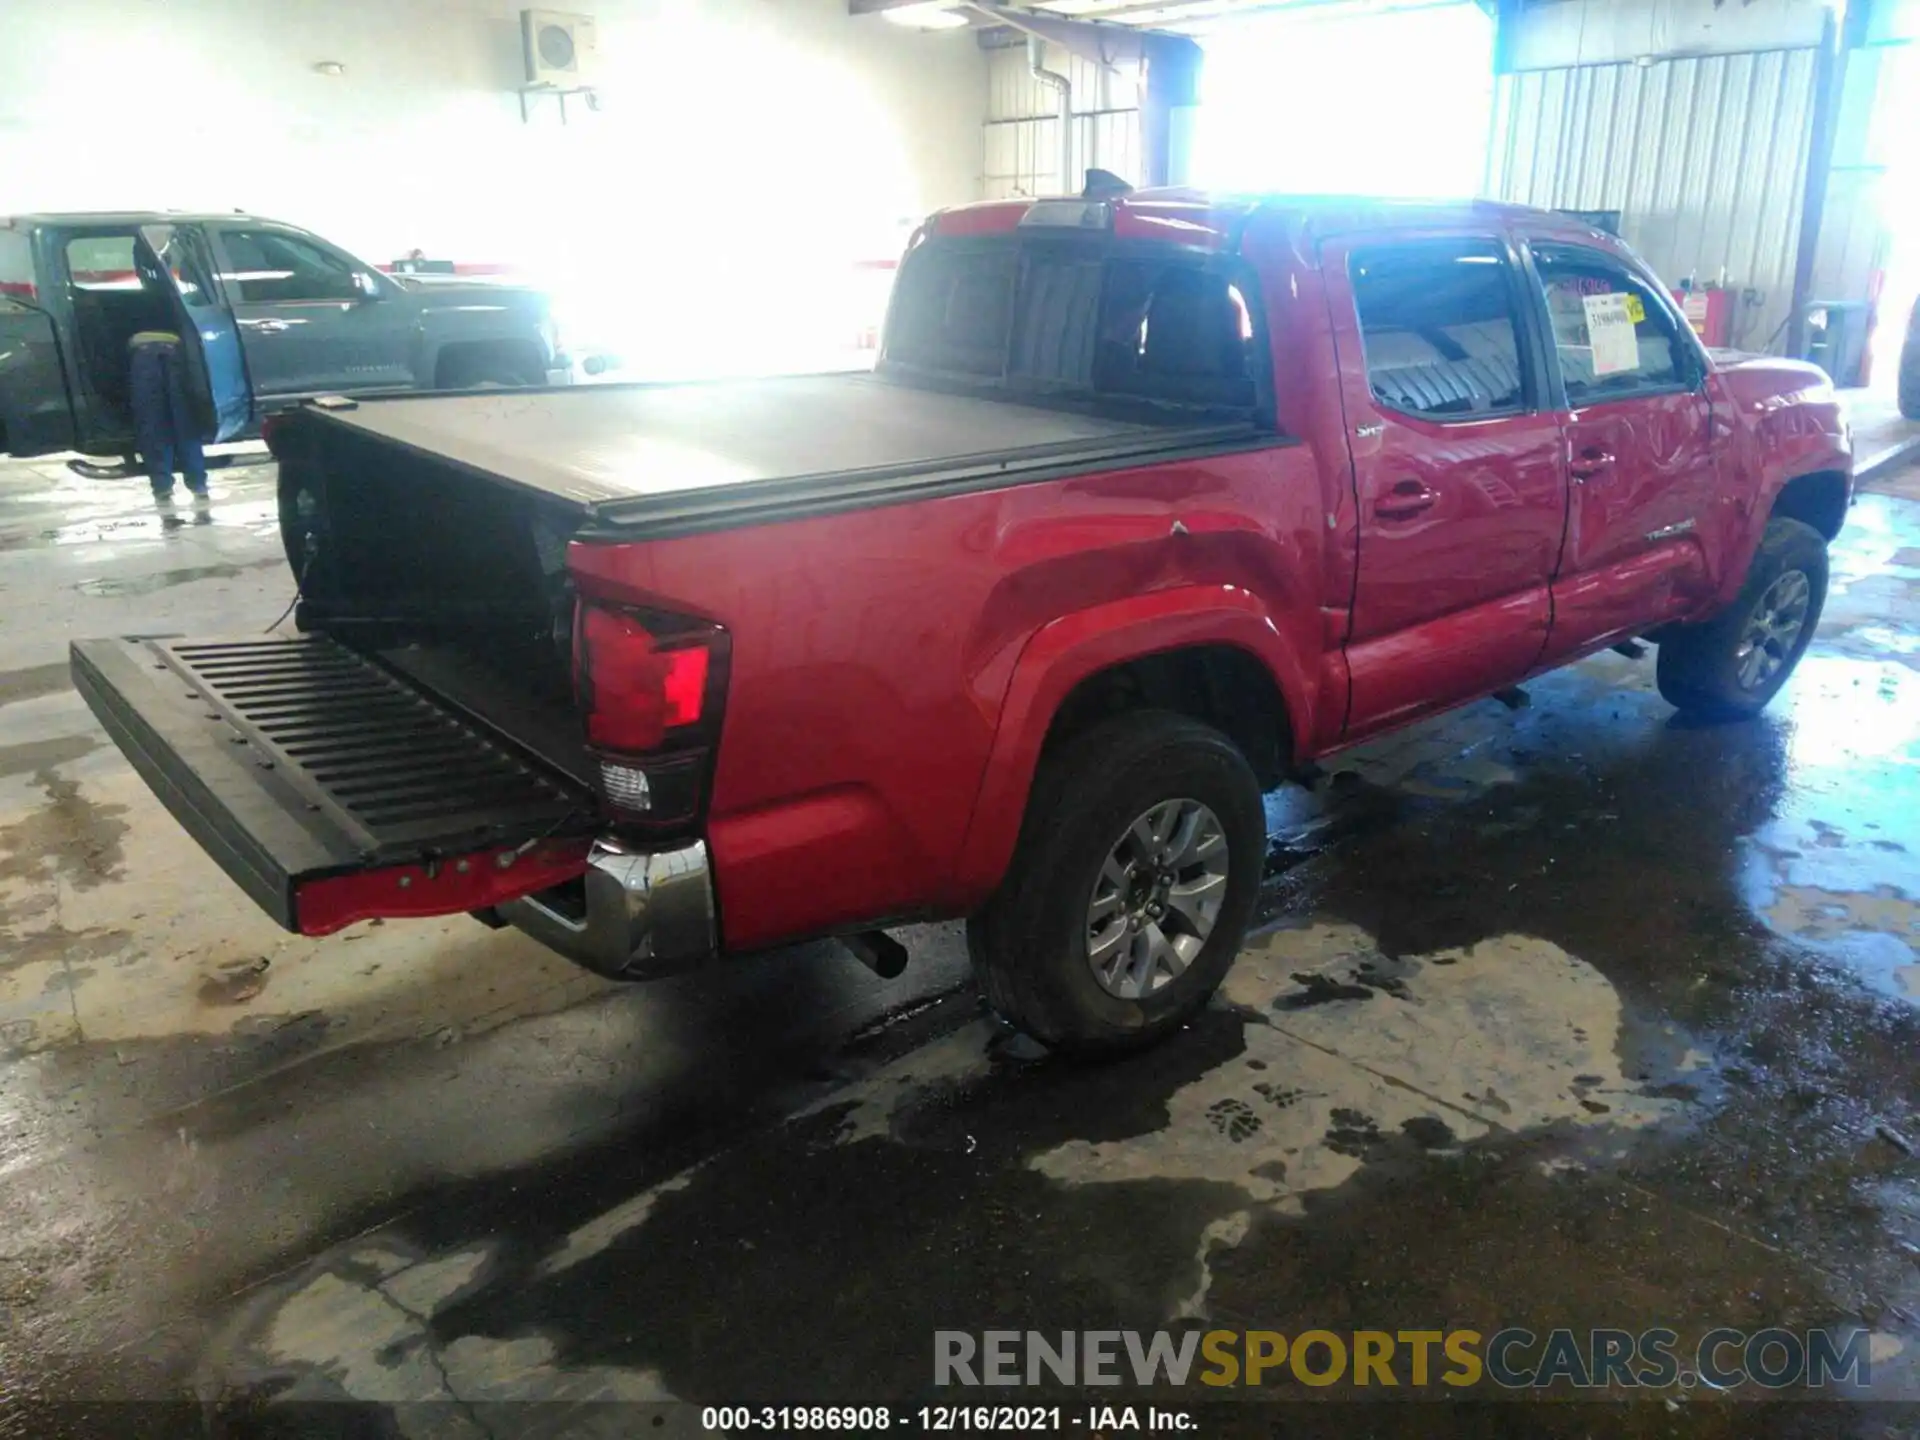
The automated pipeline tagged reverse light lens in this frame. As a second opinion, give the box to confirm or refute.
[599,761,652,812]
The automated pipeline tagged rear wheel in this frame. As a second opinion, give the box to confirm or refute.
[967,710,1265,1055]
[1656,517,1827,720]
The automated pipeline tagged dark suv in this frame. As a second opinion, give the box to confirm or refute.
[1,213,563,461]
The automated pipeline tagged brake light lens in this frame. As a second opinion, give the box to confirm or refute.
[576,603,720,755]
[661,645,710,728]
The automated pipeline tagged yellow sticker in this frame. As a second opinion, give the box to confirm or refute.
[1624,292,1647,324]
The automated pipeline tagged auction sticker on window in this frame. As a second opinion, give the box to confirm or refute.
[1583,292,1640,376]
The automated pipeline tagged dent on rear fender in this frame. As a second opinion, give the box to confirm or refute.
[946,587,1316,908]
[962,456,1324,739]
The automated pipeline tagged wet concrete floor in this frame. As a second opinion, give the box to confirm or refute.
[2,455,1920,1436]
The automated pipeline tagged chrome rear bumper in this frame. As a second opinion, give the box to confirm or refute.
[497,838,716,980]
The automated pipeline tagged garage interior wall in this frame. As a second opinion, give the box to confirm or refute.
[0,0,986,369]
[1486,0,1830,353]
[984,40,1141,198]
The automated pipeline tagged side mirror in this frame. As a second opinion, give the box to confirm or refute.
[353,272,383,301]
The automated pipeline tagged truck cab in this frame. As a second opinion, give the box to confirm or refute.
[0,212,563,461]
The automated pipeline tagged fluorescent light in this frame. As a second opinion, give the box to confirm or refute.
[882,3,969,29]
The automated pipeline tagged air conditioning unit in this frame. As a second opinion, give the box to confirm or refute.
[522,9,597,88]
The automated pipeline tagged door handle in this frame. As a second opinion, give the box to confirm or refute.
[1373,480,1438,519]
[238,317,290,334]
[1569,446,1615,482]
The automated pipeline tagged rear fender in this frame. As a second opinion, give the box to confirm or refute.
[948,585,1310,906]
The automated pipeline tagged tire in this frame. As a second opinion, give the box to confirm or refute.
[967,710,1266,1055]
[437,351,541,390]
[1656,517,1828,720]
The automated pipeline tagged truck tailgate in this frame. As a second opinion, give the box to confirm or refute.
[71,634,596,934]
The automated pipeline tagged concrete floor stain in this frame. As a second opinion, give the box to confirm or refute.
[0,661,74,707]
[73,557,284,598]
[0,769,128,893]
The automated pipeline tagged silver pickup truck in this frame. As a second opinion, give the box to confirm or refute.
[0,212,565,462]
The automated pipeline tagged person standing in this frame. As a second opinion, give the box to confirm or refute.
[128,326,209,507]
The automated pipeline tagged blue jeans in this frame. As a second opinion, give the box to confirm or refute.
[129,340,208,496]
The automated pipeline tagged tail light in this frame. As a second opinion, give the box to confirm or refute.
[574,600,728,828]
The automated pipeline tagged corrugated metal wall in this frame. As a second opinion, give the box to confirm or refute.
[1486,48,1819,351]
[984,43,1140,199]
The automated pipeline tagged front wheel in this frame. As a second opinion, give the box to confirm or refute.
[1656,516,1828,720]
[967,710,1266,1055]
[436,350,544,390]
[459,366,541,390]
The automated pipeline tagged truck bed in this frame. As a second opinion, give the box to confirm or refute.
[300,372,1263,536]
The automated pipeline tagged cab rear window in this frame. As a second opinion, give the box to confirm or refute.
[882,237,1261,415]
[887,247,1016,377]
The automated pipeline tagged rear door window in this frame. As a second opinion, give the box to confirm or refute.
[1349,240,1529,420]
[65,235,140,292]
[1530,243,1697,402]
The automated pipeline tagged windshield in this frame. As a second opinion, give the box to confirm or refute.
[880,237,1263,417]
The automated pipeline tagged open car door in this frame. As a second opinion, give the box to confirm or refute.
[135,224,251,442]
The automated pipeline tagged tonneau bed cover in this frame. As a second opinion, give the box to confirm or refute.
[295,372,1265,535]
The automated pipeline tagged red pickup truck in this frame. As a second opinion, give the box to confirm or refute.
[72,191,1851,1053]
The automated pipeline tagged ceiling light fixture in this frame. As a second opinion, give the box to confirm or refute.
[882,3,970,30]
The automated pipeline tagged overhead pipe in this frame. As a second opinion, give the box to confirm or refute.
[957,5,1199,193]
[1026,33,1074,196]
[963,4,1141,73]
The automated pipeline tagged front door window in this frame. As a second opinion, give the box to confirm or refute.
[216,229,363,304]
[1531,244,1700,402]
